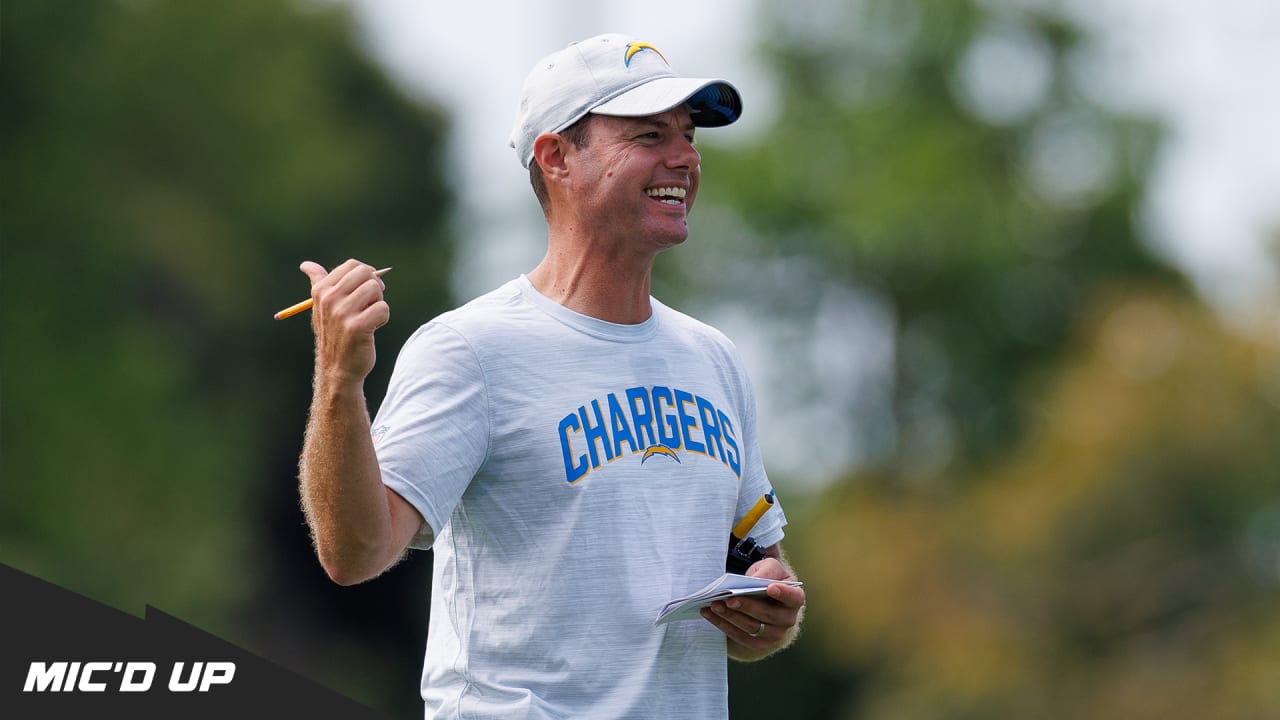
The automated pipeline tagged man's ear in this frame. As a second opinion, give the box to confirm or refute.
[532,132,572,181]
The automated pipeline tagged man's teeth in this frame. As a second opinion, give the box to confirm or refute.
[645,187,687,204]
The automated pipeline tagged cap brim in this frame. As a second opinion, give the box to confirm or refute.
[590,77,741,127]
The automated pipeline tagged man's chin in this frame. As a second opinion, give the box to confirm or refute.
[649,217,690,244]
[652,229,689,250]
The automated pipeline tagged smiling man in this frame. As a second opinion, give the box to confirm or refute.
[296,33,805,719]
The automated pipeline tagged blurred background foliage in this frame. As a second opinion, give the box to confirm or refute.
[3,0,1279,719]
[694,1,1280,718]
[2,0,452,712]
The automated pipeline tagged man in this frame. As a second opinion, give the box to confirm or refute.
[297,33,805,718]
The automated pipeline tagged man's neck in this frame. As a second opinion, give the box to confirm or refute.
[526,231,657,325]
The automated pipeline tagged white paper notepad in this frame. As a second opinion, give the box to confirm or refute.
[655,573,803,625]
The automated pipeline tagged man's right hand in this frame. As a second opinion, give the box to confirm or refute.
[296,258,422,586]
[300,259,389,388]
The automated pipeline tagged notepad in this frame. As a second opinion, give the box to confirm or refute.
[655,573,803,625]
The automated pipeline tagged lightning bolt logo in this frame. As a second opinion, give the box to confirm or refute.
[624,41,668,68]
[641,444,681,465]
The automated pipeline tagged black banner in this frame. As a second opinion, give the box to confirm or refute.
[0,563,393,719]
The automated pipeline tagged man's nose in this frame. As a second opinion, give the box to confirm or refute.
[666,136,700,170]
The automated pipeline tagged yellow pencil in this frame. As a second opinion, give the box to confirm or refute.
[273,267,392,320]
[731,490,775,540]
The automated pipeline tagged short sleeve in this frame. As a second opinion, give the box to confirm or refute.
[372,322,490,547]
[730,352,787,550]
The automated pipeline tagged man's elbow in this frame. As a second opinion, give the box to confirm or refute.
[316,542,387,586]
[322,561,375,587]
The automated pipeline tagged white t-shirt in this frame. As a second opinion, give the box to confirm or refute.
[372,276,786,719]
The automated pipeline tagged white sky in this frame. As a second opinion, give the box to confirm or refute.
[340,0,1280,482]
[1065,0,1280,331]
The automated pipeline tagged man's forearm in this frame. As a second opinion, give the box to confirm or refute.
[299,380,400,585]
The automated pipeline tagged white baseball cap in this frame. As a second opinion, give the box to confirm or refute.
[509,33,743,168]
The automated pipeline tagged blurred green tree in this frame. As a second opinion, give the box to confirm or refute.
[685,0,1187,479]
[1,1,453,715]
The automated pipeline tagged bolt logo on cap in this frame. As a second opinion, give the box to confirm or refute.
[624,41,668,68]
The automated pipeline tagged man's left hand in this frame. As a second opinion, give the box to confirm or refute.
[700,556,805,660]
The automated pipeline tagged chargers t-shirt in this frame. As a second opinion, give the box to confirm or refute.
[372,275,785,719]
